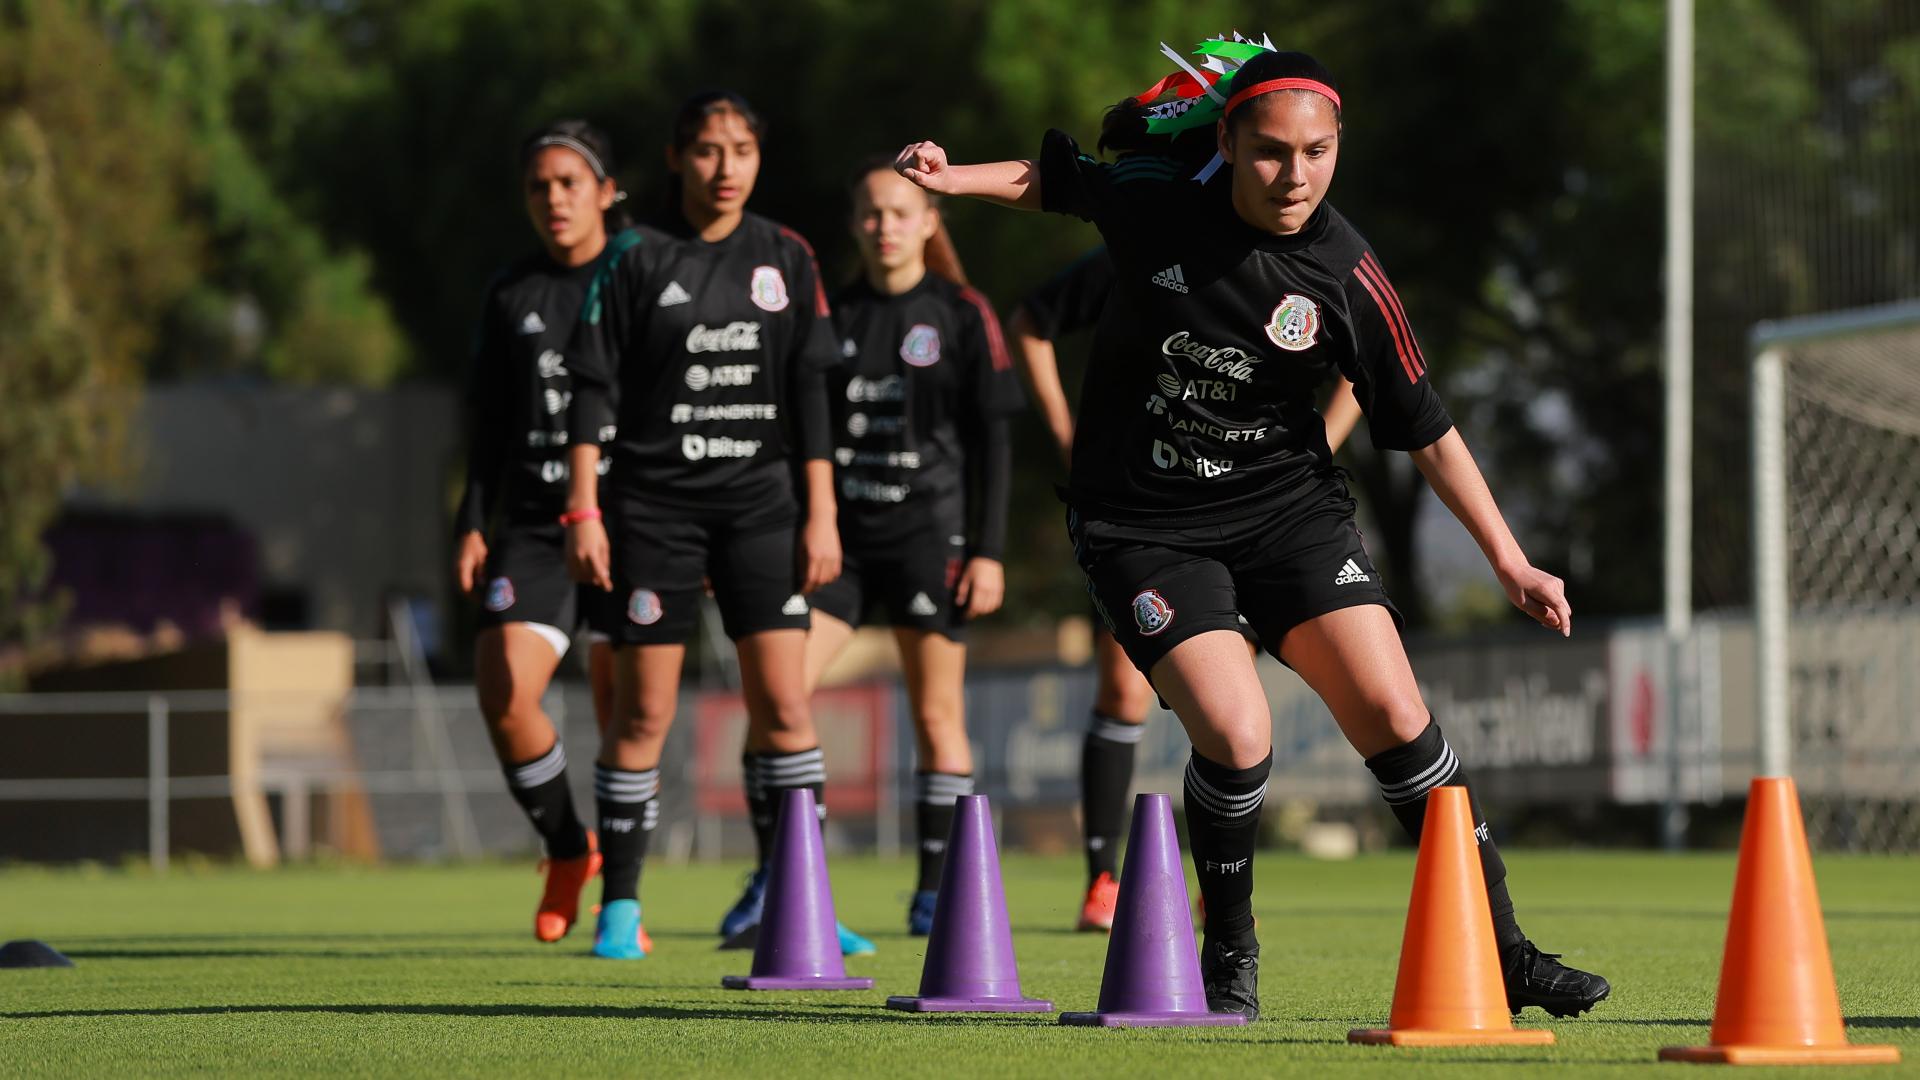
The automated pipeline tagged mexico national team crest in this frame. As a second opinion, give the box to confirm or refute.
[627,588,664,626]
[899,323,942,367]
[749,265,789,312]
[1131,589,1175,636]
[484,577,515,613]
[1266,293,1321,352]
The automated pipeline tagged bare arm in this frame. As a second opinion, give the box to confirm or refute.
[1323,376,1361,455]
[564,443,610,591]
[799,458,842,593]
[896,141,1041,210]
[1409,429,1571,636]
[1009,307,1076,466]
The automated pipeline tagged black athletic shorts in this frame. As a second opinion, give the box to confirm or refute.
[609,496,810,646]
[810,528,968,640]
[1068,491,1401,677]
[477,520,620,648]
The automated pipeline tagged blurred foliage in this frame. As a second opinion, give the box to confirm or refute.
[2,0,1916,641]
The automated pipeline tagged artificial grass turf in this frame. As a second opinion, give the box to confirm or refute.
[0,852,1916,1078]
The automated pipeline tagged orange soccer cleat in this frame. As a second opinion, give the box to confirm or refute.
[1077,871,1119,932]
[534,831,602,943]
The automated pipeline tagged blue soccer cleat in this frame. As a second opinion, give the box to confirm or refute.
[719,868,768,939]
[907,890,938,936]
[837,920,877,957]
[592,899,648,959]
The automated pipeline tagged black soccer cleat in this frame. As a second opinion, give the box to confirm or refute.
[1200,937,1261,1022]
[1503,939,1610,1018]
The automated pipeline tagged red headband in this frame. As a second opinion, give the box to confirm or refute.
[1223,77,1342,120]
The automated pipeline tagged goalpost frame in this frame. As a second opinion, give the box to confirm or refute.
[1748,298,1920,782]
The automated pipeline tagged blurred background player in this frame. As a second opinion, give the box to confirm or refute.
[805,159,1021,935]
[896,43,1609,1021]
[453,120,637,947]
[563,91,873,958]
[1012,246,1360,932]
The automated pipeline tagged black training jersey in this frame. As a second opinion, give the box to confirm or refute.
[1020,247,1114,339]
[455,232,644,533]
[828,274,1023,559]
[1037,130,1453,525]
[569,212,837,513]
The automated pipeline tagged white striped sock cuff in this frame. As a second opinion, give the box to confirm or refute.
[757,748,827,788]
[594,764,660,804]
[507,742,568,790]
[1376,739,1460,806]
[1183,759,1267,821]
[1088,713,1147,745]
[914,772,975,806]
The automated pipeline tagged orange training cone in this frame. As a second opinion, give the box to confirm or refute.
[1659,777,1899,1065]
[1350,786,1554,1047]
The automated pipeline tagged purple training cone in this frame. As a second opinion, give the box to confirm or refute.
[721,787,873,991]
[1060,792,1246,1027]
[887,795,1052,1013]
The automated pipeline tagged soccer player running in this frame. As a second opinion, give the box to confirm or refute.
[895,44,1610,1020]
[1013,248,1360,932]
[563,91,873,958]
[455,120,642,948]
[804,160,1022,934]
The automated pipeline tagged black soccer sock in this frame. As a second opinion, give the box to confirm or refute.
[751,747,827,868]
[1364,718,1525,950]
[1184,750,1271,948]
[914,771,974,893]
[742,751,769,868]
[1081,711,1143,884]
[502,739,589,859]
[594,763,658,905]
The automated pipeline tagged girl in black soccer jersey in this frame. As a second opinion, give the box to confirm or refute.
[804,160,1022,934]
[562,91,873,959]
[1013,248,1361,933]
[455,120,642,949]
[897,40,1609,1020]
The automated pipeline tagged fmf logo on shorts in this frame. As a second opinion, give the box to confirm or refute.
[1151,439,1233,478]
[685,323,762,355]
[1131,589,1175,636]
[681,434,762,461]
[484,577,515,612]
[627,588,664,626]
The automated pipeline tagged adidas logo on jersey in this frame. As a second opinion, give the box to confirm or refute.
[518,311,546,334]
[657,281,692,307]
[1334,558,1370,585]
[781,594,809,616]
[908,592,938,617]
[1152,264,1190,293]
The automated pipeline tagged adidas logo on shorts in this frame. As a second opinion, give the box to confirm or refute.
[657,281,692,307]
[1151,264,1189,293]
[1334,558,1371,585]
[781,594,809,616]
[518,311,546,334]
[908,592,938,617]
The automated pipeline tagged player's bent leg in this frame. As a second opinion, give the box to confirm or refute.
[1151,630,1272,1021]
[1279,605,1610,1016]
[802,610,858,696]
[587,637,615,741]
[1078,630,1147,930]
[590,643,682,954]
[897,628,972,934]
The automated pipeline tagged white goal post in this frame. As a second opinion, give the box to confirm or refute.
[1751,299,1920,849]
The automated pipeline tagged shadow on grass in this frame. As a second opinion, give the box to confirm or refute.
[0,1001,930,1024]
[1847,1017,1920,1030]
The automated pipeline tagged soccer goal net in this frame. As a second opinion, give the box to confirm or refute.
[1752,300,1920,851]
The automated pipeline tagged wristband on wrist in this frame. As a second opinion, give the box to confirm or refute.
[558,507,603,526]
